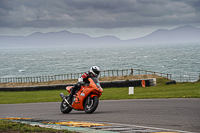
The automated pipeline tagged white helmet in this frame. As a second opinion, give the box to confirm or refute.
[90,66,100,77]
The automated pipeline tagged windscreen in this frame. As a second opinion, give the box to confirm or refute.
[91,77,100,86]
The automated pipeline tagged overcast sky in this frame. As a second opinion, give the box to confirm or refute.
[0,0,200,40]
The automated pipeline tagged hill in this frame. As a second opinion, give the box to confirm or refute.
[125,25,200,44]
[0,25,200,47]
[0,30,122,47]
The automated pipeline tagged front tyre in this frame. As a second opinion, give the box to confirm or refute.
[60,99,72,114]
[84,96,99,114]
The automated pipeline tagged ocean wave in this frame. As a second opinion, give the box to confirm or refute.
[18,70,25,72]
[1,43,200,78]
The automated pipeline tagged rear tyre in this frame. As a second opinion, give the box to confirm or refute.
[84,96,99,114]
[60,98,72,114]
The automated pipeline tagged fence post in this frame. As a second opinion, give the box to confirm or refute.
[189,74,191,82]
[199,73,200,81]
[130,68,133,75]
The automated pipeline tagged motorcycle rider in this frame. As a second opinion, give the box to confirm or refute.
[66,66,100,104]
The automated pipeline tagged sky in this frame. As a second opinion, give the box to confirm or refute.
[0,0,200,40]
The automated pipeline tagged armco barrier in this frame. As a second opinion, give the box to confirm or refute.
[0,79,155,91]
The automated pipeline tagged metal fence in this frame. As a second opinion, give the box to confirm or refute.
[0,69,172,83]
[101,69,172,79]
[1,68,199,83]
[171,73,200,82]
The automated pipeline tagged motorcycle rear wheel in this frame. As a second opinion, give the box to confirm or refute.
[84,96,99,114]
[60,99,72,114]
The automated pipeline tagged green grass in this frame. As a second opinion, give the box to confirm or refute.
[0,120,74,133]
[0,79,200,104]
[100,78,200,99]
[101,83,200,99]
[0,90,66,104]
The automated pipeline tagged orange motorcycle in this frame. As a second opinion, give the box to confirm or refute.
[60,77,103,114]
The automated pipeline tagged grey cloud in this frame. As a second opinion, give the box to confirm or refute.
[0,0,199,29]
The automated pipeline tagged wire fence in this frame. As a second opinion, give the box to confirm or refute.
[171,73,200,82]
[0,69,171,83]
[0,68,199,83]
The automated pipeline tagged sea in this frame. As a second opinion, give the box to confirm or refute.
[0,42,200,81]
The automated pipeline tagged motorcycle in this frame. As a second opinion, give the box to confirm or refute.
[60,77,103,114]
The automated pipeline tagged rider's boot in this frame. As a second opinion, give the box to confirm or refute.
[66,86,76,105]
[66,94,73,105]
[66,82,81,105]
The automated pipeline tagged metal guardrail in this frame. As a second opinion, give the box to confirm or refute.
[0,69,172,83]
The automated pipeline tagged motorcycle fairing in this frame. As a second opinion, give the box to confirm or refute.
[65,77,103,110]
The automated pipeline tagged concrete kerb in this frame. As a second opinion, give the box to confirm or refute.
[0,118,116,133]
[0,117,193,133]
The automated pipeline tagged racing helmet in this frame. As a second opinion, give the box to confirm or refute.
[90,66,100,77]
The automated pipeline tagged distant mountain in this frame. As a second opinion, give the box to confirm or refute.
[0,25,200,48]
[0,30,122,48]
[125,25,200,44]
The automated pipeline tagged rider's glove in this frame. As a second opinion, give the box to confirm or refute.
[78,77,83,82]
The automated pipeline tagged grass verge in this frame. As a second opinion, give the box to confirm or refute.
[0,78,199,104]
[101,81,200,99]
[0,120,75,133]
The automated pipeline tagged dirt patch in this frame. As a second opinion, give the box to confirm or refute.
[99,74,161,81]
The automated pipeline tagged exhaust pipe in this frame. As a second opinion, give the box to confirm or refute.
[60,93,66,100]
[60,93,72,107]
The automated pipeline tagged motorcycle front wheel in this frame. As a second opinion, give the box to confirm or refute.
[84,96,99,114]
[60,98,72,114]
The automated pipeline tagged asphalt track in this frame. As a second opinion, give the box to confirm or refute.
[0,98,199,132]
